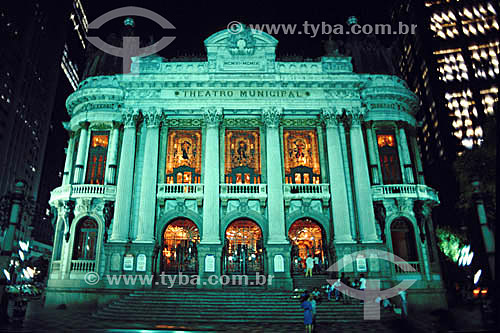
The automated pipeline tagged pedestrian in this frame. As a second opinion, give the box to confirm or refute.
[344,276,351,304]
[333,278,342,301]
[310,294,317,330]
[312,287,321,304]
[313,256,320,273]
[305,255,314,277]
[326,283,334,301]
[300,294,313,333]
[359,273,366,304]
[398,288,408,318]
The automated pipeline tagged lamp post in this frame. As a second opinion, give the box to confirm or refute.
[471,179,495,280]
[1,181,27,321]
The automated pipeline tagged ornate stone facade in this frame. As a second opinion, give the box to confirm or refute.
[46,28,445,311]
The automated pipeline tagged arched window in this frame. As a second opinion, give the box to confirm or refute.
[73,218,98,260]
[377,132,402,184]
[85,131,109,184]
[391,219,418,262]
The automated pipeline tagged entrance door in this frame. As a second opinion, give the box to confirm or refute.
[223,219,264,274]
[161,219,199,273]
[288,218,327,274]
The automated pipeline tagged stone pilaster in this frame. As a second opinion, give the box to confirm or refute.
[73,121,90,184]
[201,107,223,244]
[110,110,140,243]
[321,108,354,243]
[105,121,121,185]
[135,108,164,243]
[348,110,379,243]
[262,107,288,244]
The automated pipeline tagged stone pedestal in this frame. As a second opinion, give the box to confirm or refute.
[265,244,293,290]
[196,244,223,289]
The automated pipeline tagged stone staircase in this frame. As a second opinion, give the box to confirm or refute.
[93,289,394,324]
[292,274,331,292]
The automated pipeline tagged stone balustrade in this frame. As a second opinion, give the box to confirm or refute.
[157,183,204,206]
[220,184,267,207]
[283,183,330,207]
[371,184,439,203]
[49,184,117,203]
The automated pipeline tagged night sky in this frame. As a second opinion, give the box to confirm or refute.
[85,0,399,58]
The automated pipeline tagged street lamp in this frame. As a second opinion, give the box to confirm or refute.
[471,178,495,280]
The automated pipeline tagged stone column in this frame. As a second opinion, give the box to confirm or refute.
[365,121,381,185]
[349,111,379,242]
[135,108,164,243]
[338,115,357,241]
[105,122,121,185]
[410,134,425,184]
[396,122,415,184]
[109,111,139,243]
[201,107,223,245]
[262,107,287,244]
[73,121,90,184]
[62,132,76,185]
[321,108,353,243]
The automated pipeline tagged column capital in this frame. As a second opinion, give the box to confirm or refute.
[79,121,90,130]
[320,107,340,128]
[122,111,140,128]
[143,107,166,128]
[261,107,282,128]
[202,107,223,127]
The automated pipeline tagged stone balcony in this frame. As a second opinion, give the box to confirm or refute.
[371,184,440,204]
[220,184,267,207]
[157,183,204,206]
[49,184,117,203]
[283,184,330,207]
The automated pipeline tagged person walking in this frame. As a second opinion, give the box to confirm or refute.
[300,294,314,333]
[398,289,408,319]
[313,256,320,273]
[305,255,314,277]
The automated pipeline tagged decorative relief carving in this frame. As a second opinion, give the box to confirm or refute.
[261,107,282,128]
[227,24,256,55]
[321,107,340,128]
[143,107,166,127]
[202,107,223,127]
[122,110,140,128]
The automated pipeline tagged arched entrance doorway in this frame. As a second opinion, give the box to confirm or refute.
[223,219,264,275]
[161,218,200,273]
[391,219,419,262]
[288,218,327,274]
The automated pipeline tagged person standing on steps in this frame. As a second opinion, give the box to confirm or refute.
[359,273,366,304]
[305,255,314,277]
[301,294,314,333]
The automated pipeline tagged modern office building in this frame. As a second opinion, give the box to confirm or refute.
[46,27,445,311]
[392,0,498,185]
[0,2,71,246]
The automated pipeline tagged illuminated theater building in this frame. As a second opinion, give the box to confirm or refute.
[46,27,445,309]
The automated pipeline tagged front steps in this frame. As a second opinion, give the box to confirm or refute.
[93,289,394,324]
